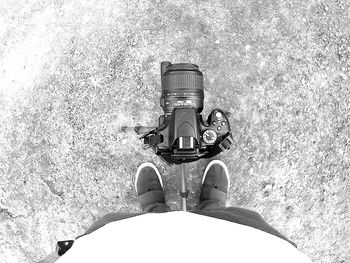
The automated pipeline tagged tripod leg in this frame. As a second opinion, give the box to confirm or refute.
[180,163,188,211]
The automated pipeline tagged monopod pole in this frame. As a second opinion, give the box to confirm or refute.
[180,163,188,211]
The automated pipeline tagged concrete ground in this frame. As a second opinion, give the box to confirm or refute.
[0,0,349,262]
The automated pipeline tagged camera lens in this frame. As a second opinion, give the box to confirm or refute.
[160,61,204,116]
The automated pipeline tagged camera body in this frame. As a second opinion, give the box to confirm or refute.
[142,61,233,165]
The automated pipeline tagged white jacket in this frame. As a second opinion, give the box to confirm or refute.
[54,211,313,263]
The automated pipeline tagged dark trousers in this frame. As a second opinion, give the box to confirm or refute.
[77,201,297,248]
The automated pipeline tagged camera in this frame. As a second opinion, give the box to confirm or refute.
[140,61,233,165]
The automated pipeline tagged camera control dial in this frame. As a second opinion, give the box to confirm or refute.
[203,129,217,144]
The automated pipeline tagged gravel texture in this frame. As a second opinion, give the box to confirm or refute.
[0,0,349,262]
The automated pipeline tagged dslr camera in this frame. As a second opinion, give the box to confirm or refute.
[140,61,233,165]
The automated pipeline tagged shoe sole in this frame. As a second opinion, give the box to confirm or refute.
[135,162,164,195]
[201,160,230,193]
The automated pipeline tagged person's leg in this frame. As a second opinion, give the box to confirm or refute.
[193,200,221,210]
[193,160,229,211]
[189,160,297,248]
[135,162,171,213]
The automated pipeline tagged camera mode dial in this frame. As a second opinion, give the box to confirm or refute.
[203,129,217,144]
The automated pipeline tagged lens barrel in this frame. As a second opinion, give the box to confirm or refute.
[160,61,204,116]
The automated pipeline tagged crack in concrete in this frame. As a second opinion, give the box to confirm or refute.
[42,179,64,197]
[0,207,13,218]
[0,207,27,219]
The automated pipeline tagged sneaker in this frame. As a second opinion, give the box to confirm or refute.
[135,162,165,212]
[199,160,230,207]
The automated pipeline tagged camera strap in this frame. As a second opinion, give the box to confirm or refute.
[145,134,163,145]
[218,133,234,151]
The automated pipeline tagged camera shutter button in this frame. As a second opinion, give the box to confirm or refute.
[215,111,223,119]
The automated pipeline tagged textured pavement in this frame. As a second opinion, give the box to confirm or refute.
[0,0,350,262]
